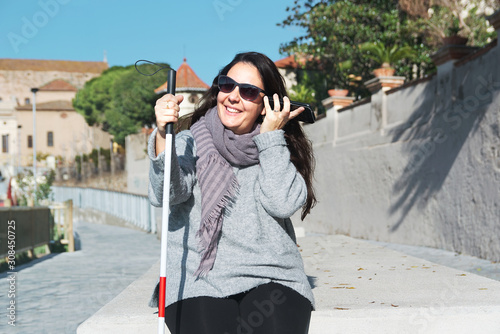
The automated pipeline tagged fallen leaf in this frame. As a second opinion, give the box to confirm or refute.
[479,288,488,290]
[391,304,399,307]
[358,268,365,271]
[334,307,350,310]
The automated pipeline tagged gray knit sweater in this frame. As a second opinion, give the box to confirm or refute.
[148,128,314,308]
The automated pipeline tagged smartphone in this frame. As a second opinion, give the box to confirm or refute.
[267,99,316,124]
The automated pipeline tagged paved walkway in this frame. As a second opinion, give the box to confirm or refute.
[0,219,160,334]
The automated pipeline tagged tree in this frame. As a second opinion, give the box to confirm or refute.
[279,0,435,99]
[400,0,499,47]
[73,66,127,126]
[279,0,498,100]
[73,62,170,145]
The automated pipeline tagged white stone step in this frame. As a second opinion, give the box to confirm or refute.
[78,234,500,334]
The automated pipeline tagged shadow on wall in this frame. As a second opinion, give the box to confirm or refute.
[388,70,499,232]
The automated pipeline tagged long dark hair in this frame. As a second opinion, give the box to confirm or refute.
[188,52,316,220]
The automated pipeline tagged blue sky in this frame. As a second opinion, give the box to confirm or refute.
[1,0,306,85]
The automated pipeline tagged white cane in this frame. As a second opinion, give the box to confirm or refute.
[158,69,176,334]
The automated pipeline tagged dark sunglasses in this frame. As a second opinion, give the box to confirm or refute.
[218,75,267,101]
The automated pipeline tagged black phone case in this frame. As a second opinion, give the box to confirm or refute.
[267,99,316,124]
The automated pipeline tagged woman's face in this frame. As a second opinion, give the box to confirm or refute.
[217,62,266,135]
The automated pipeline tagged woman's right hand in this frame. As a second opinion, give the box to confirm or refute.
[154,94,183,156]
[155,94,184,135]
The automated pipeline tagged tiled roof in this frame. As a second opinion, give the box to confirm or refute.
[275,54,309,69]
[39,79,77,92]
[0,58,108,73]
[15,100,74,111]
[155,59,209,93]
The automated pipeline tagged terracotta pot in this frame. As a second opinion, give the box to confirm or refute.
[442,35,468,46]
[328,89,349,97]
[373,67,395,77]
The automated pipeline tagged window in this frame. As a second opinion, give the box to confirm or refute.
[25,98,30,105]
[47,131,54,147]
[2,135,8,153]
[188,94,199,104]
[28,135,33,148]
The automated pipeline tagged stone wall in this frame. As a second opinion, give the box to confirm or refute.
[125,132,150,196]
[303,30,500,261]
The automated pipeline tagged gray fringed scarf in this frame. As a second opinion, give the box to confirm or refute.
[190,106,260,277]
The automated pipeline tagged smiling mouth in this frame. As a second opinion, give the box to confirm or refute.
[226,106,241,114]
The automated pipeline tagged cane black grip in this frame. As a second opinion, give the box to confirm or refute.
[166,69,176,135]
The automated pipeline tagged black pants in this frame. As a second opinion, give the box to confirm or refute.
[165,282,312,334]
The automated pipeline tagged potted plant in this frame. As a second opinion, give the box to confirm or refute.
[359,42,415,77]
[442,16,468,45]
[327,88,349,97]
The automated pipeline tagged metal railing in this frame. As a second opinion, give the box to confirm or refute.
[52,187,158,234]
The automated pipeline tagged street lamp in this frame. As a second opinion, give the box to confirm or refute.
[17,125,22,175]
[31,88,38,205]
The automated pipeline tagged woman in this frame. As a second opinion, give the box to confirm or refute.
[149,52,316,334]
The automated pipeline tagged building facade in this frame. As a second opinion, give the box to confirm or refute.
[0,59,109,173]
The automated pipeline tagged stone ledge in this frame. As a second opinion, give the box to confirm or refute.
[77,261,165,334]
[301,235,500,333]
[78,234,500,334]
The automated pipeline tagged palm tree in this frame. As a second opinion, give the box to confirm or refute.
[359,42,415,76]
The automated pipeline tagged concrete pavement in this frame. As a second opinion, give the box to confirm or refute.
[300,234,500,333]
[78,226,500,334]
[2,216,500,333]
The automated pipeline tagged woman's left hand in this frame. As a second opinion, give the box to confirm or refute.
[260,94,304,133]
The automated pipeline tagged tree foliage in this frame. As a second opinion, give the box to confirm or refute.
[401,0,499,46]
[279,0,433,99]
[73,63,169,145]
[279,0,497,100]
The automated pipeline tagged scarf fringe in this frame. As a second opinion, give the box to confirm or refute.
[194,174,239,278]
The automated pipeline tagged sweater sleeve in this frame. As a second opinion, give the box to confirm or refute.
[253,130,307,218]
[148,128,197,207]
